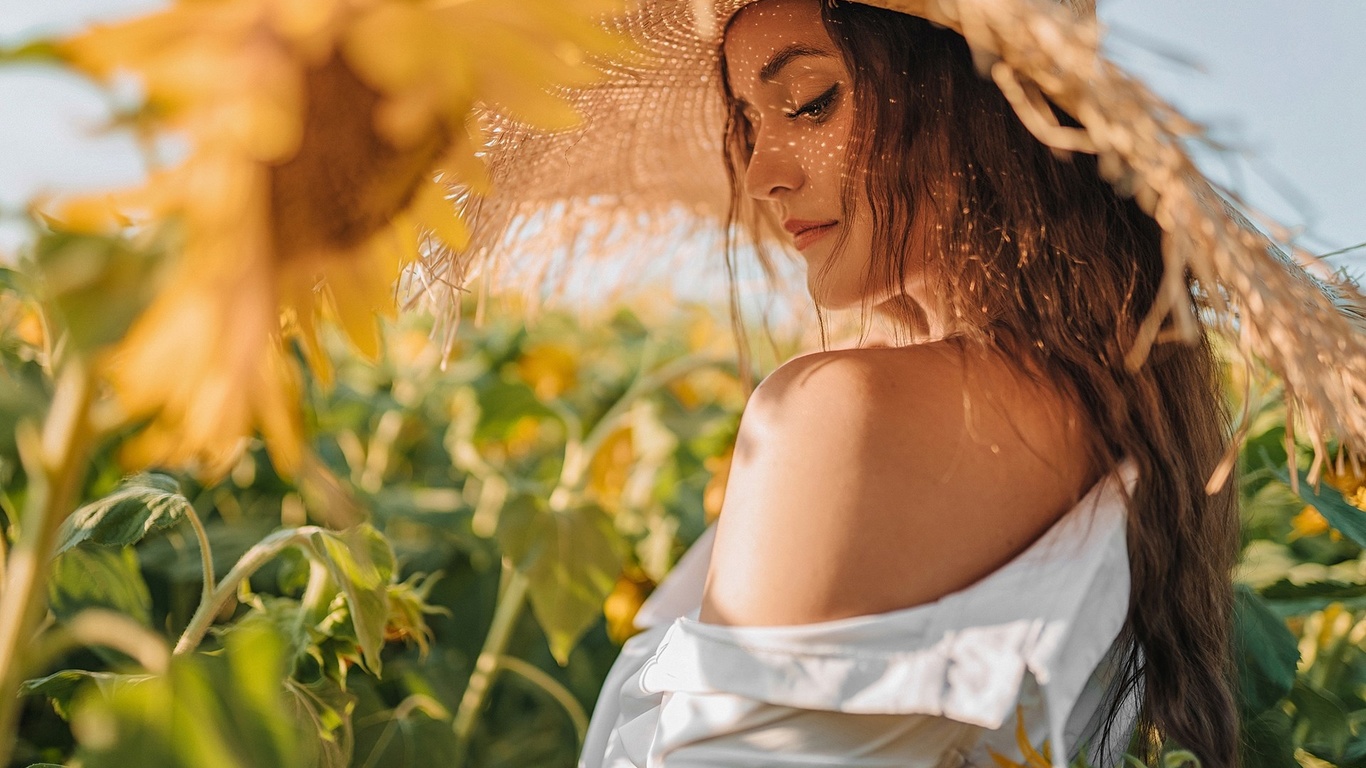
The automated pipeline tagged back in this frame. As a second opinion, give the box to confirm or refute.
[700,340,1100,627]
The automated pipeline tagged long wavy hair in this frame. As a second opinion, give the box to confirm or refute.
[718,2,1241,764]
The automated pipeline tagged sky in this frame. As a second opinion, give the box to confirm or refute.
[0,0,1362,273]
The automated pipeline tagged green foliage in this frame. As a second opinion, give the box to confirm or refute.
[1232,399,1366,768]
[56,474,192,554]
[1275,463,1366,550]
[496,498,624,664]
[3,254,743,767]
[14,243,1366,768]
[309,525,396,675]
[1235,584,1301,717]
[48,545,152,627]
[27,224,166,354]
[21,671,149,721]
[67,618,310,768]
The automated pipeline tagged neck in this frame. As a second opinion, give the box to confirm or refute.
[862,292,955,347]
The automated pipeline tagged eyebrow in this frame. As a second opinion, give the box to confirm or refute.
[759,43,834,83]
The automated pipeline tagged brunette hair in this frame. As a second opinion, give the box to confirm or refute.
[719,2,1241,765]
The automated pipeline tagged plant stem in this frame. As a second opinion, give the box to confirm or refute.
[173,526,323,655]
[0,362,94,766]
[451,564,529,766]
[182,504,216,617]
[579,354,723,470]
[360,409,404,494]
[29,608,171,677]
[496,654,589,746]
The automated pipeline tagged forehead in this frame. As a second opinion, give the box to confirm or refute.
[722,0,838,88]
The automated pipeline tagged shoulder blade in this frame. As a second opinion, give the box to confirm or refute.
[699,345,1094,627]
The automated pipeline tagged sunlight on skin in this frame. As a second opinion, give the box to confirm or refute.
[722,0,942,339]
[698,0,1095,629]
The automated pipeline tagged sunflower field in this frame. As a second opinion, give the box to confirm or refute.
[0,239,748,767]
[2,1,1366,767]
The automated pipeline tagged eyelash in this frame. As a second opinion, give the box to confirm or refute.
[785,84,840,122]
[737,83,840,156]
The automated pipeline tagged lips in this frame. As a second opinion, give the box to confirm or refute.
[783,219,839,251]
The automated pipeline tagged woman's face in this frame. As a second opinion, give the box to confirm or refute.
[723,0,877,310]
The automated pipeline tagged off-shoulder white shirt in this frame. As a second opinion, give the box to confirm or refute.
[581,462,1140,768]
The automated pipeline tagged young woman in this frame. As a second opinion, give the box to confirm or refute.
[575,0,1240,765]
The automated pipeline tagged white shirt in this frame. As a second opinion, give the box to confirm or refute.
[581,461,1140,768]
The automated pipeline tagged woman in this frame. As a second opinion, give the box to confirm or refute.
[576,0,1238,765]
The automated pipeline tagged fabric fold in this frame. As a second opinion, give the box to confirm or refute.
[581,460,1138,768]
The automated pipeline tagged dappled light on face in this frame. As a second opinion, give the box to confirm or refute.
[721,0,883,313]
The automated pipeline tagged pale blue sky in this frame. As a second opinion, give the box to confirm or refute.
[1,0,1362,271]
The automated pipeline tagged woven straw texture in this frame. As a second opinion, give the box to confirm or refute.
[430,0,1366,468]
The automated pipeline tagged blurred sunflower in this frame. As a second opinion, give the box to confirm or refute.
[48,0,624,477]
[1289,506,1339,542]
[1288,462,1366,542]
[517,341,580,400]
[603,566,655,644]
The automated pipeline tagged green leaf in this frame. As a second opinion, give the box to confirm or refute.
[1268,459,1366,549]
[0,266,21,293]
[219,617,302,764]
[1329,730,1366,767]
[20,669,151,720]
[1162,750,1201,768]
[497,498,625,664]
[0,369,47,456]
[284,678,356,768]
[475,381,553,442]
[311,524,394,674]
[1233,584,1299,716]
[33,227,164,353]
[57,473,192,554]
[1292,679,1352,758]
[48,544,152,627]
[240,595,312,673]
[1240,422,1288,497]
[1260,579,1366,601]
[67,617,312,768]
[1240,707,1297,768]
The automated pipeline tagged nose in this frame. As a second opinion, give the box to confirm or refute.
[743,132,803,202]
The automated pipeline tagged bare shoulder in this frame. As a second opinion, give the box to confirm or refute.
[698,343,1097,627]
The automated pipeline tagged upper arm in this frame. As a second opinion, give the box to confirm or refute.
[698,346,1093,627]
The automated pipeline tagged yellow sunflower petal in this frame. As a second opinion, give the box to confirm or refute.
[341,4,444,92]
[374,86,443,150]
[409,177,469,252]
[435,120,493,195]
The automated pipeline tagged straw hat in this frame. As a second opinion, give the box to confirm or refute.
[431,0,1366,474]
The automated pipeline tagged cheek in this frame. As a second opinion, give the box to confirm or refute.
[802,119,855,204]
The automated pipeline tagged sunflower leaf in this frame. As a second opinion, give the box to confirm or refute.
[1233,584,1299,716]
[56,473,192,555]
[48,544,153,629]
[1268,457,1366,549]
[497,497,624,665]
[310,524,394,674]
